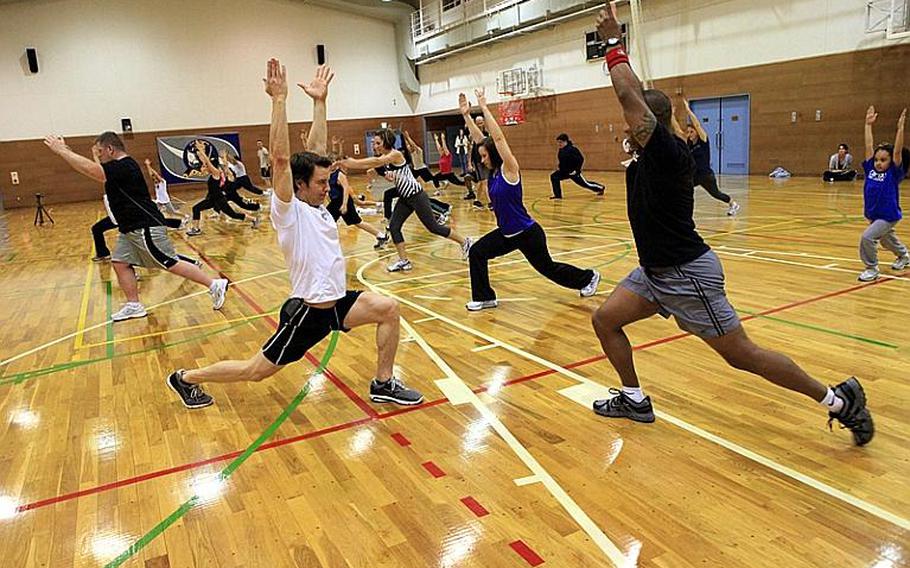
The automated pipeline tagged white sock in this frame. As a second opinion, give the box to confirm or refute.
[820,387,845,413]
[621,387,645,403]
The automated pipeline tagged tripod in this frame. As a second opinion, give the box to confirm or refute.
[34,193,54,226]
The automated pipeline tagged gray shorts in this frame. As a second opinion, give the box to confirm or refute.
[620,250,740,338]
[112,226,179,269]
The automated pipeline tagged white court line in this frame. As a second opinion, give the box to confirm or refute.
[823,263,839,269]
[413,316,438,324]
[470,344,500,353]
[413,295,452,301]
[514,475,540,486]
[354,258,910,532]
[715,245,860,264]
[397,316,633,567]
[716,249,910,283]
[497,297,537,303]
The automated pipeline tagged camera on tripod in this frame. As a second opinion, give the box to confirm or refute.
[34,192,54,226]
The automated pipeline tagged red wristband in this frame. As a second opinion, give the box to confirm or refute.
[605,45,629,70]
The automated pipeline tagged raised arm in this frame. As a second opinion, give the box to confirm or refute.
[894,108,906,168]
[865,106,877,161]
[440,133,451,155]
[684,99,707,142]
[596,4,656,148]
[263,58,293,203]
[193,140,221,178]
[432,133,443,155]
[472,88,520,181]
[44,135,106,183]
[403,130,417,153]
[670,105,686,140]
[144,158,163,182]
[298,65,334,155]
[459,95,486,143]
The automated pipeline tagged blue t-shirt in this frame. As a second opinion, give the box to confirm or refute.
[328,170,343,201]
[863,159,904,222]
[488,170,535,235]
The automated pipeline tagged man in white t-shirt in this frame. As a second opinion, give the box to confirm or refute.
[257,139,272,186]
[166,59,423,409]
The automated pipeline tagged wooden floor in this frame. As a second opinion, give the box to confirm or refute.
[0,172,907,568]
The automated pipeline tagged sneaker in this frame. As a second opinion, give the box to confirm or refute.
[891,255,910,271]
[112,302,147,322]
[827,377,874,446]
[858,267,880,282]
[387,259,413,272]
[433,190,443,197]
[549,195,563,200]
[466,300,498,311]
[594,188,605,196]
[186,227,202,237]
[463,192,476,201]
[472,200,484,210]
[166,370,214,409]
[580,270,601,297]
[92,255,111,262]
[210,278,228,310]
[487,203,494,211]
[592,388,656,423]
[251,214,261,229]
[374,233,390,250]
[369,377,424,406]
[180,215,190,229]
[442,181,450,189]
[727,201,741,216]
[462,237,473,261]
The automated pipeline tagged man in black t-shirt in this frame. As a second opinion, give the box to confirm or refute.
[587,5,872,446]
[461,113,490,209]
[44,131,229,322]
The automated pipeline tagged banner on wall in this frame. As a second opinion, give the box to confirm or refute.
[498,100,526,126]
[155,133,241,184]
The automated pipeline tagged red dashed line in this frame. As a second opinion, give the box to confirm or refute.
[391,432,411,447]
[460,496,489,517]
[509,540,545,566]
[421,461,446,478]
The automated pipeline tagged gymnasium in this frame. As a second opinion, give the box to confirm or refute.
[0,0,908,566]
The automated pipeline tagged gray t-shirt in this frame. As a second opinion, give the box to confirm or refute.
[829,153,853,171]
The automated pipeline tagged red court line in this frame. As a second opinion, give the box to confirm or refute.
[509,540,545,566]
[422,461,447,478]
[391,432,411,447]
[14,275,890,513]
[460,496,490,517]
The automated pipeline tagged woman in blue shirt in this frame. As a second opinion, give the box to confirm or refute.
[460,89,601,311]
[858,106,908,282]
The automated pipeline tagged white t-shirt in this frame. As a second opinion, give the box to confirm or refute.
[455,135,467,153]
[270,192,347,303]
[229,161,247,178]
[154,180,170,204]
[257,148,270,168]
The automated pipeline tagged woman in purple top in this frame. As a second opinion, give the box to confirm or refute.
[858,105,908,282]
[460,88,601,311]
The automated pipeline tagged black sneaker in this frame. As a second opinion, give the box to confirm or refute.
[167,369,214,409]
[369,377,424,406]
[828,377,874,446]
[463,192,476,201]
[593,388,655,423]
[472,200,485,210]
[374,233,390,250]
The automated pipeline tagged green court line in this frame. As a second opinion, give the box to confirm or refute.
[103,331,340,568]
[105,281,115,359]
[735,308,898,349]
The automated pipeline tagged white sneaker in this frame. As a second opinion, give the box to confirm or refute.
[466,300,498,312]
[892,255,910,271]
[387,259,413,272]
[251,214,261,229]
[580,270,601,297]
[210,278,228,310]
[112,302,147,322]
[462,237,474,261]
[858,268,880,282]
[442,181,450,189]
[727,201,741,216]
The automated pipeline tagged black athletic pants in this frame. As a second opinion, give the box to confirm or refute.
[388,191,452,244]
[232,175,265,195]
[412,166,440,188]
[224,189,261,212]
[823,170,857,182]
[694,172,731,203]
[192,195,246,221]
[549,170,604,198]
[469,223,593,301]
[432,172,466,186]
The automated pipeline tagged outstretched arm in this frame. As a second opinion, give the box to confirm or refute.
[44,136,106,183]
[263,58,293,203]
[596,4,656,148]
[670,104,686,140]
[299,65,334,155]
[895,108,906,168]
[472,89,520,181]
[684,99,707,142]
[193,140,221,178]
[865,106,877,161]
[340,151,400,171]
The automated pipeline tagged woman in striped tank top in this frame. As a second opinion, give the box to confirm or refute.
[339,129,472,272]
[460,89,601,311]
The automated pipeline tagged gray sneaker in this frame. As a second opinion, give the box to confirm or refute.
[858,267,880,282]
[593,388,656,423]
[580,270,601,297]
[210,278,228,310]
[828,377,874,446]
[465,300,498,311]
[369,377,424,406]
[387,259,413,272]
[167,370,214,409]
[112,302,147,322]
[891,255,910,271]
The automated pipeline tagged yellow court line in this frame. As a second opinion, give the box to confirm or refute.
[72,240,98,357]
[79,310,280,349]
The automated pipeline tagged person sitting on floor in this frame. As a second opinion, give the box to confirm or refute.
[823,143,857,182]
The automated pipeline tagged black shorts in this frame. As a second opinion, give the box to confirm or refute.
[261,291,362,365]
[260,166,272,178]
[327,197,363,226]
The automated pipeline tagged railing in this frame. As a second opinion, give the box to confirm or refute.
[411,0,526,42]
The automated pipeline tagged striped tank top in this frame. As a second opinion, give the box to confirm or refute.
[385,160,423,198]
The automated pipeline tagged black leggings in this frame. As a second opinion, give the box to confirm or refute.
[412,166,440,188]
[92,216,181,257]
[383,188,448,221]
[549,170,604,197]
[224,189,261,212]
[823,170,857,182]
[469,223,593,301]
[433,172,466,186]
[192,195,246,221]
[231,175,265,195]
[388,191,452,244]
[694,172,731,203]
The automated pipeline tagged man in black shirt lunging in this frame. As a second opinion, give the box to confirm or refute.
[588,4,872,446]
[45,131,229,321]
[549,133,605,199]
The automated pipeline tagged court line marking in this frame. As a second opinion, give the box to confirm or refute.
[399,316,631,567]
[413,295,452,301]
[356,261,910,531]
[714,245,860,264]
[412,316,438,324]
[80,311,280,349]
[471,344,499,353]
[513,475,540,487]
[72,241,97,355]
[717,249,910,283]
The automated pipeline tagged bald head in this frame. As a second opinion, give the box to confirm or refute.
[643,89,672,128]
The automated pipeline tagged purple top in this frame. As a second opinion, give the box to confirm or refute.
[488,170,535,235]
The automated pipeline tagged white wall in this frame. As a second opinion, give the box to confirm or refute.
[0,0,409,141]
[416,0,910,114]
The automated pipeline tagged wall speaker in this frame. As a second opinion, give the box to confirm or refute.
[316,44,326,65]
[25,48,38,73]
[121,118,133,133]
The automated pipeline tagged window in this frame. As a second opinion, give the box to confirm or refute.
[442,0,463,12]
[585,25,628,62]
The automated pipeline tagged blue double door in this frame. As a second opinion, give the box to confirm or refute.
[688,95,750,176]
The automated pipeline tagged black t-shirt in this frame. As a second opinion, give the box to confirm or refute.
[102,157,165,233]
[207,174,226,198]
[688,137,713,177]
[558,144,584,173]
[470,130,489,163]
[627,123,709,267]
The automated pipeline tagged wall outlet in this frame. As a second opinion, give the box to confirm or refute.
[815,109,822,122]
[353,143,361,155]
[11,171,19,185]
[791,111,798,124]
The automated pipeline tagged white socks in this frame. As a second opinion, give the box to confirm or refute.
[622,387,645,403]
[820,387,845,414]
